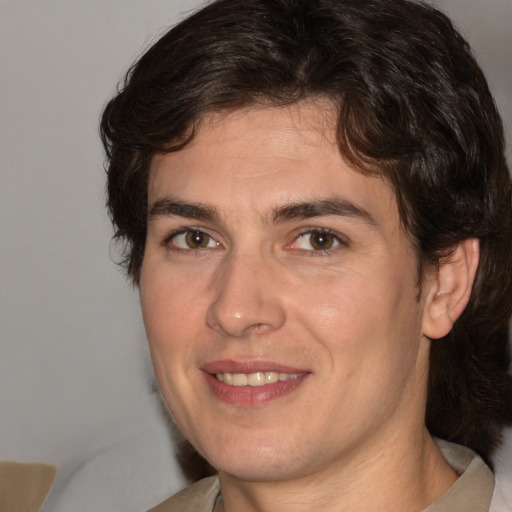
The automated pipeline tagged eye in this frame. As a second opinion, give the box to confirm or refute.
[168,229,219,250]
[292,230,343,252]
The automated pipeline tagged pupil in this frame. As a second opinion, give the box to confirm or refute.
[186,231,207,248]
[312,232,333,250]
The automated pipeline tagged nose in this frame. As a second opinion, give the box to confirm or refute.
[205,253,287,338]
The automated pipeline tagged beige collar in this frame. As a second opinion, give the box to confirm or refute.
[148,440,494,512]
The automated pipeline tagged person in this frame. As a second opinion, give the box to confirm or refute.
[100,0,512,510]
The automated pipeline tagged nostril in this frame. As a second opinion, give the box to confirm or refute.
[205,299,286,338]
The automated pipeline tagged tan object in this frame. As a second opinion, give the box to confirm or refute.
[0,461,56,512]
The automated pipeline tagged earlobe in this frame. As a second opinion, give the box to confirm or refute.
[422,238,480,340]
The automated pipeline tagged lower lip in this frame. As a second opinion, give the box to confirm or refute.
[203,372,309,407]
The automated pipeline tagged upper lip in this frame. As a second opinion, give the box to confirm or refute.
[202,359,309,375]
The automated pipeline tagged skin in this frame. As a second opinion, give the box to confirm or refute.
[140,100,462,512]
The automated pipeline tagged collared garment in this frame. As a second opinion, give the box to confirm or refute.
[148,440,495,512]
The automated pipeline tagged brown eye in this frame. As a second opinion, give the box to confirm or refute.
[184,230,211,248]
[292,230,342,252]
[309,231,335,250]
[169,230,218,250]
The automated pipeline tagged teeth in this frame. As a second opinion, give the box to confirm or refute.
[265,371,278,383]
[215,371,301,386]
[232,373,248,386]
[247,372,264,386]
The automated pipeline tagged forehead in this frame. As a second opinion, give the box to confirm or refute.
[148,101,399,230]
[151,100,339,181]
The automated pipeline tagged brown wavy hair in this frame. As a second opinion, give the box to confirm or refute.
[101,0,512,465]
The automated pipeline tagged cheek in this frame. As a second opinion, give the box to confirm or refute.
[140,267,206,340]
[296,272,382,341]
[139,272,199,400]
[139,271,204,420]
[298,269,422,374]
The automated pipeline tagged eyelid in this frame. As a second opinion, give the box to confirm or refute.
[163,227,222,251]
[161,225,347,254]
[287,227,348,253]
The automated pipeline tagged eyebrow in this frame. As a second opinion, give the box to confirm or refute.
[148,197,376,226]
[148,199,221,224]
[271,198,376,225]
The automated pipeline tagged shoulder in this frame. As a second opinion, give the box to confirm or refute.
[147,476,220,512]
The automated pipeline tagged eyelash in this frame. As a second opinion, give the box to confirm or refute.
[162,227,347,255]
[289,228,347,256]
[163,228,220,253]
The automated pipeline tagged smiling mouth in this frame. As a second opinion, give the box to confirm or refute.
[204,364,309,406]
[215,372,303,387]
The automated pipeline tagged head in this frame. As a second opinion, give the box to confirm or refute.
[101,0,512,466]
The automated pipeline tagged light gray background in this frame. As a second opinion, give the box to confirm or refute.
[1,1,511,510]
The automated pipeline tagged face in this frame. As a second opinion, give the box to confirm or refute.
[140,101,432,483]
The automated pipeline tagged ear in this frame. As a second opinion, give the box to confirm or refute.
[422,238,480,340]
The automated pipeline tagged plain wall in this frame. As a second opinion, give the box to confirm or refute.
[1,0,511,508]
[1,0,205,461]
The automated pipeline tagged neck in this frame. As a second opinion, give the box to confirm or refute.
[218,429,457,512]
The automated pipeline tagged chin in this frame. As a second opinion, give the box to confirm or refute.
[197,433,310,482]
[216,457,301,483]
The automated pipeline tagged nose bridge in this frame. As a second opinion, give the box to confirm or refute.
[205,249,286,337]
